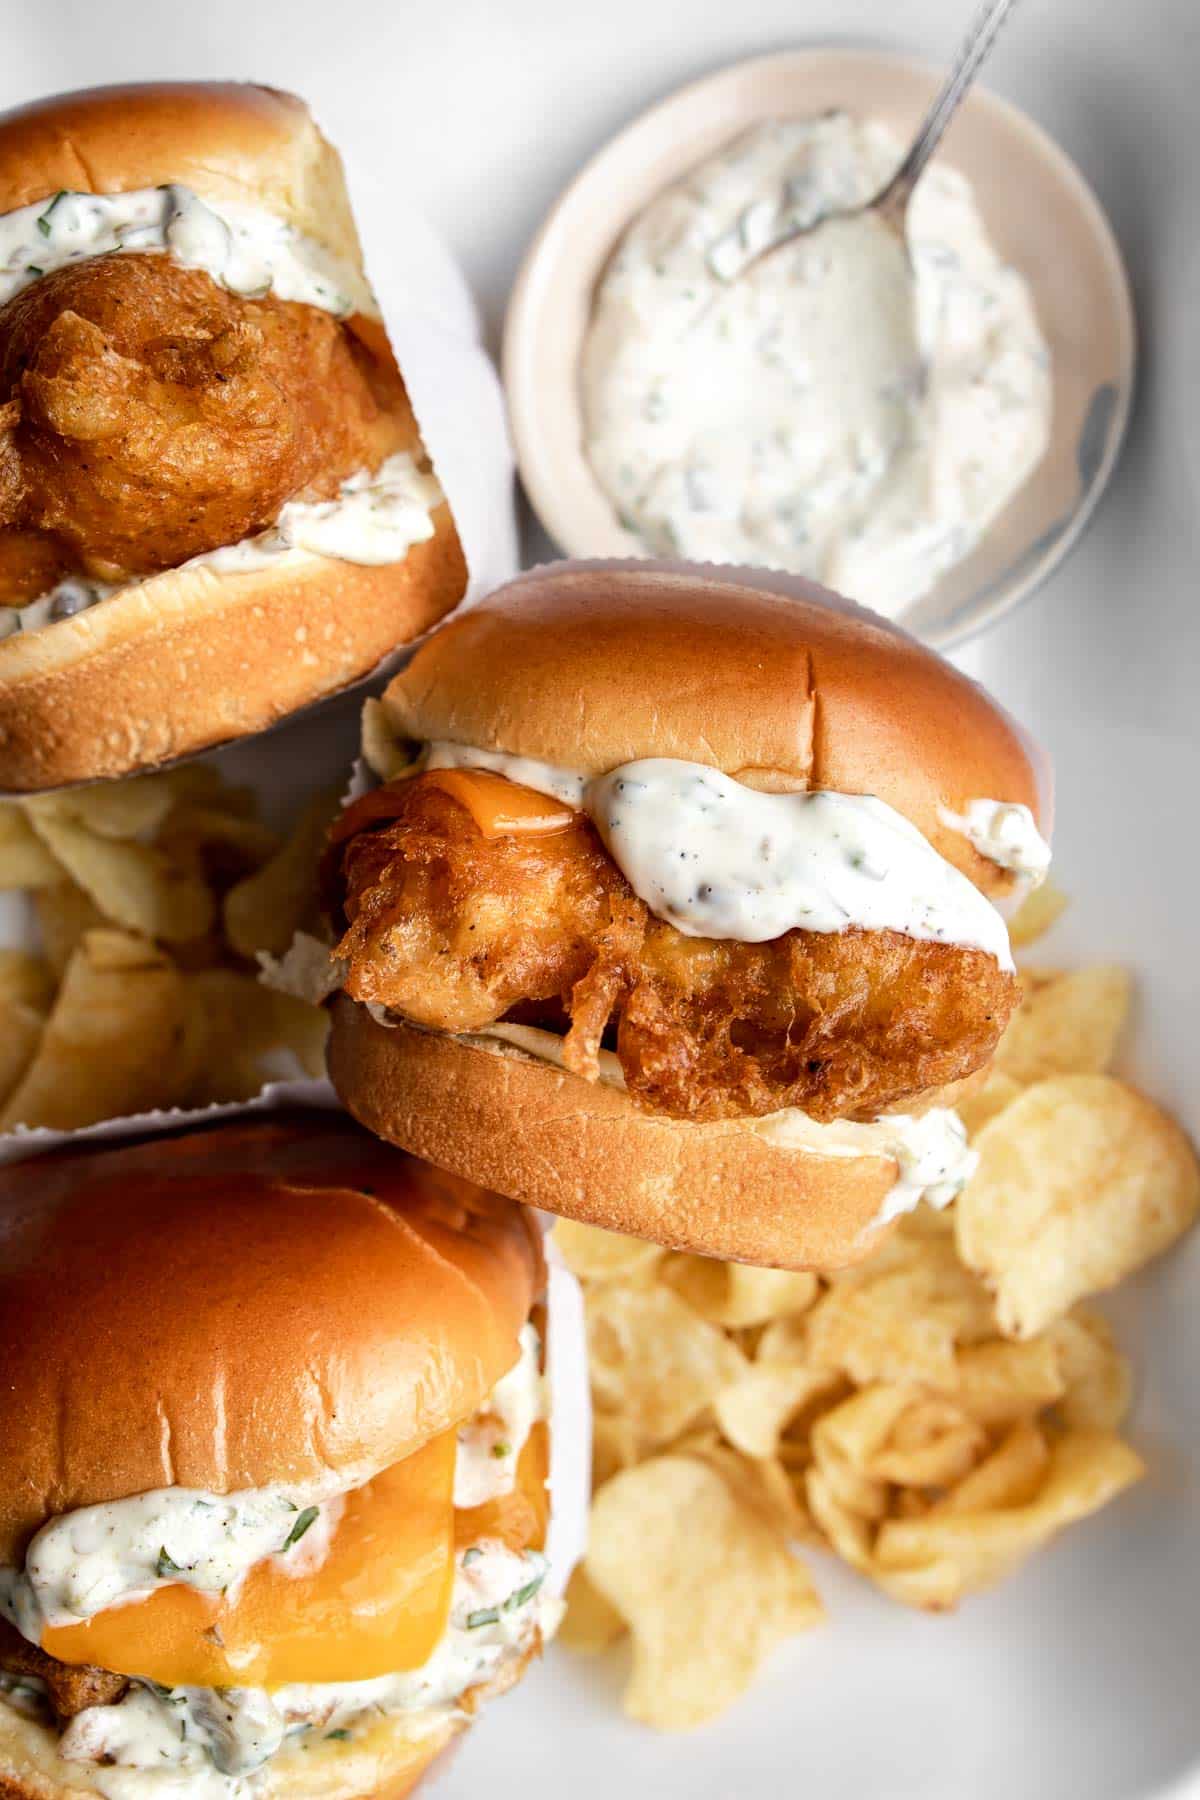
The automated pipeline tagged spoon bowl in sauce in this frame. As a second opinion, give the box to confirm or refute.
[731,0,1020,284]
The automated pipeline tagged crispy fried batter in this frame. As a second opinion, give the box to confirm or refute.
[0,1617,126,1722]
[0,254,417,588]
[333,777,1019,1124]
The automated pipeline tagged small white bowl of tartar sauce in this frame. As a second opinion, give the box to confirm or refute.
[503,48,1135,647]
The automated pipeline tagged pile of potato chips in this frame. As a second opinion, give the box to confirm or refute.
[0,767,334,1132]
[556,892,1200,1731]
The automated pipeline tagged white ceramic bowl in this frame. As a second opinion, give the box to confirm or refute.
[503,47,1137,649]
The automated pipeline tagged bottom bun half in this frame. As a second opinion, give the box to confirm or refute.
[0,1618,552,1800]
[327,997,899,1271]
[0,1701,458,1800]
[0,505,465,791]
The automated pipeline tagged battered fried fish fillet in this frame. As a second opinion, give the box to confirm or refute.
[332,777,1019,1124]
[0,254,417,587]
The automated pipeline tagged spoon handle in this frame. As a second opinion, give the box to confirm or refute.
[877,0,1021,224]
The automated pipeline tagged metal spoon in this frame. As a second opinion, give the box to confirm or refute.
[728,0,1021,278]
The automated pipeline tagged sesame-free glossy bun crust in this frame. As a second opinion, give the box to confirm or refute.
[380,564,1044,897]
[0,1112,542,1561]
[328,999,898,1274]
[0,83,367,288]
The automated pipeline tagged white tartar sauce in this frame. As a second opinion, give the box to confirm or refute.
[202,451,441,575]
[940,798,1051,881]
[454,1323,547,1508]
[40,1541,555,1798]
[589,759,1013,965]
[0,184,372,316]
[422,743,1016,969]
[0,452,442,644]
[0,1350,558,1798]
[461,1019,977,1226]
[581,112,1052,615]
[0,1333,538,1642]
[0,1482,343,1639]
[751,1102,978,1226]
[425,742,587,808]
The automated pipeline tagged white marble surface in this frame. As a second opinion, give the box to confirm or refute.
[1,3,1197,1796]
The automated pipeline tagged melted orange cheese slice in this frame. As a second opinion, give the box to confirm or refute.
[424,768,576,838]
[42,1433,457,1688]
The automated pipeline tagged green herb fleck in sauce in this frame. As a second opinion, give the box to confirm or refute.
[281,1505,320,1551]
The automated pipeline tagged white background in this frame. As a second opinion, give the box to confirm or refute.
[2,3,1198,1797]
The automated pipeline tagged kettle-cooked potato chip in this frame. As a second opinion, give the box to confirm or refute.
[0,764,332,1136]
[673,1430,817,1542]
[957,1075,1200,1337]
[175,969,328,1106]
[0,930,185,1132]
[32,882,108,977]
[862,1397,987,1488]
[223,791,339,958]
[0,999,43,1110]
[1007,879,1069,948]
[755,1313,814,1367]
[0,949,54,1014]
[586,1285,747,1449]
[956,1068,1025,1138]
[25,774,175,840]
[540,945,1193,1728]
[934,1419,1050,1516]
[1048,1311,1133,1431]
[871,1430,1144,1608]
[158,802,281,871]
[808,1385,913,1512]
[590,1411,646,1490]
[713,1362,843,1461]
[560,1564,626,1655]
[0,804,62,888]
[807,1234,996,1387]
[553,1218,664,1284]
[585,1455,823,1729]
[660,1254,819,1327]
[25,811,213,945]
[805,1274,961,1389]
[951,1336,1066,1423]
[996,965,1131,1083]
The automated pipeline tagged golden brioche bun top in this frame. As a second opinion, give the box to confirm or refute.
[380,563,1045,896]
[0,82,367,283]
[0,1112,543,1560]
